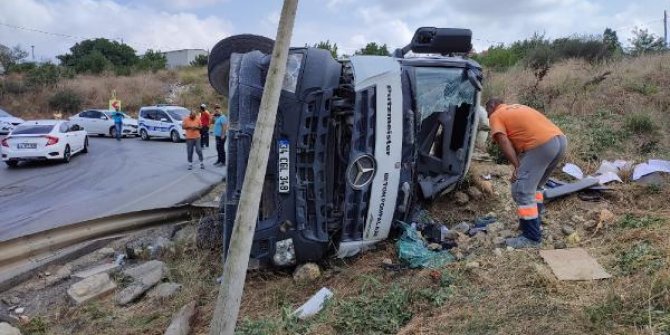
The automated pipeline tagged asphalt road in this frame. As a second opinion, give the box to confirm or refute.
[0,135,224,241]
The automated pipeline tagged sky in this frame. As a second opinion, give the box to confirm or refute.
[0,0,668,62]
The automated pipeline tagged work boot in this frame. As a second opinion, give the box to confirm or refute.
[505,236,541,249]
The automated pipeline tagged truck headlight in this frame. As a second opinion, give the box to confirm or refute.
[273,238,296,267]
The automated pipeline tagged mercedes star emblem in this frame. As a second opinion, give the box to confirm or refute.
[346,154,376,189]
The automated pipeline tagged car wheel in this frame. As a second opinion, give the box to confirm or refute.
[110,127,117,138]
[170,130,180,143]
[5,160,19,168]
[140,129,150,141]
[63,145,71,163]
[208,34,275,97]
[82,137,89,153]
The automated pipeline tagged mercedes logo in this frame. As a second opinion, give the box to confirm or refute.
[346,154,376,190]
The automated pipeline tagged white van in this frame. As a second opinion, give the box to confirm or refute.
[137,105,190,142]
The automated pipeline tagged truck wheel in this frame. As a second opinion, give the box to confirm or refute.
[208,34,274,97]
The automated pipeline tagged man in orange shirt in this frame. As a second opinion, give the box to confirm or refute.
[182,110,204,170]
[486,98,567,248]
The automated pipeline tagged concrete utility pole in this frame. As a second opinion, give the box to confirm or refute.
[664,10,668,48]
[31,45,34,61]
[208,0,298,334]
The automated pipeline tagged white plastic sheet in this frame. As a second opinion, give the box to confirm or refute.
[633,160,670,180]
[293,287,334,320]
[562,163,584,180]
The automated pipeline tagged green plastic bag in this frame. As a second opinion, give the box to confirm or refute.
[396,222,455,269]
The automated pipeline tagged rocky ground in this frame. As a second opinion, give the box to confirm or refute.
[0,159,668,335]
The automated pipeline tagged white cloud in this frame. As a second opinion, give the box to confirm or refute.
[0,0,233,61]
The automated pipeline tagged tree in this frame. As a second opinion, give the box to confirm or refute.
[190,54,208,67]
[313,40,338,58]
[0,45,28,71]
[628,28,665,55]
[603,28,622,56]
[58,38,138,73]
[355,42,390,56]
[138,49,167,72]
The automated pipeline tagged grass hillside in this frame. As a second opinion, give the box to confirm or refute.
[0,66,224,119]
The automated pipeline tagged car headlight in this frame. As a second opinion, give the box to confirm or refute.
[273,238,296,266]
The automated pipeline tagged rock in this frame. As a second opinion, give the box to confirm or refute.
[164,301,196,335]
[173,225,196,244]
[493,236,506,247]
[293,263,321,282]
[583,220,597,230]
[466,186,483,200]
[554,240,567,249]
[44,271,51,277]
[487,222,505,233]
[596,209,615,223]
[55,265,73,278]
[453,222,470,234]
[427,243,442,251]
[442,230,460,241]
[465,261,480,269]
[149,237,175,258]
[73,263,119,279]
[0,322,21,335]
[17,316,30,325]
[12,308,24,315]
[117,261,167,305]
[381,258,393,266]
[561,225,575,236]
[124,260,167,287]
[9,297,20,306]
[96,247,115,258]
[477,180,495,195]
[67,273,117,305]
[485,212,498,219]
[453,192,470,205]
[148,283,183,299]
[566,232,581,244]
[493,248,503,257]
[506,246,514,251]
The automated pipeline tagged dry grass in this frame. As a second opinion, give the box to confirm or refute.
[0,67,225,120]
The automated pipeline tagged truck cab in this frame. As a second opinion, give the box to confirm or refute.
[210,27,483,266]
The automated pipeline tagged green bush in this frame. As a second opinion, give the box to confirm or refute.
[624,113,656,135]
[25,63,62,88]
[48,89,82,114]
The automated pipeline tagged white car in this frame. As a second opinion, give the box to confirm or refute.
[0,108,24,135]
[69,109,139,138]
[138,105,190,142]
[1,120,88,168]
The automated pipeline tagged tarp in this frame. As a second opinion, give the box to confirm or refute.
[396,222,454,269]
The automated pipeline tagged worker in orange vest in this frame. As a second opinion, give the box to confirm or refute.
[486,98,567,249]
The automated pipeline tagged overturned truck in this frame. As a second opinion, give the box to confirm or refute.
[208,27,484,267]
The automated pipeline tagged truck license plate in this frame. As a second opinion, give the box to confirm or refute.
[278,140,290,193]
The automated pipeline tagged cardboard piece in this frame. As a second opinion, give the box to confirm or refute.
[539,248,612,281]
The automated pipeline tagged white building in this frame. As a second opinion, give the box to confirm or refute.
[162,49,208,69]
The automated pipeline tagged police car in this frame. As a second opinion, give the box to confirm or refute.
[137,105,190,142]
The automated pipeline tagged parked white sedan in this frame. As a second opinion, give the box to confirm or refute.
[0,108,24,135]
[69,109,139,137]
[1,120,88,168]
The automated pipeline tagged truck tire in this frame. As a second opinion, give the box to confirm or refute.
[208,34,274,97]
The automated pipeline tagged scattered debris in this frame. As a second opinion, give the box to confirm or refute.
[396,223,454,269]
[539,248,612,281]
[12,308,24,315]
[72,263,120,279]
[563,160,630,184]
[293,287,334,320]
[148,283,183,300]
[632,159,670,181]
[561,225,575,236]
[164,301,196,335]
[0,322,21,335]
[544,178,600,201]
[293,263,321,282]
[67,273,117,305]
[452,222,470,234]
[636,172,665,186]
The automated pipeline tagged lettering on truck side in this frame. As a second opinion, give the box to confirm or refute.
[385,85,392,156]
[373,172,390,238]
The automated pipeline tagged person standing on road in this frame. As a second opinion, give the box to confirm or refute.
[182,110,204,170]
[199,104,211,149]
[111,106,124,141]
[212,104,228,166]
[486,97,567,249]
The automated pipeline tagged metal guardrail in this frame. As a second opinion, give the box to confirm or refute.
[0,206,192,267]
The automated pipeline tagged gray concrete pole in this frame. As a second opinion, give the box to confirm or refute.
[208,0,299,334]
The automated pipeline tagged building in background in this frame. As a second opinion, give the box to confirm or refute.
[162,49,208,69]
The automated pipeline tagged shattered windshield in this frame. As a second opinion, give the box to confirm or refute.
[415,67,476,121]
[282,53,303,93]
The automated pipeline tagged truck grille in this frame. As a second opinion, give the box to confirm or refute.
[341,87,376,241]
